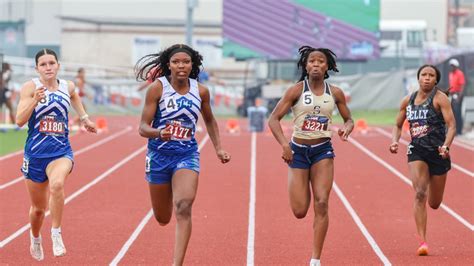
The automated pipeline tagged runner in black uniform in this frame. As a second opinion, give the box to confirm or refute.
[390,65,456,256]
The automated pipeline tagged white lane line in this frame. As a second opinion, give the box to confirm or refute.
[109,210,154,266]
[109,135,210,266]
[246,132,257,266]
[0,145,146,248]
[349,136,474,231]
[333,182,391,265]
[0,126,133,190]
[0,150,23,161]
[453,139,474,152]
[374,127,474,178]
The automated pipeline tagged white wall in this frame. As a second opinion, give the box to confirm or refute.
[381,0,448,44]
[60,0,222,23]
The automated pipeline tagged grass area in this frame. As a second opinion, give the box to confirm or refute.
[293,0,380,32]
[217,109,398,126]
[0,129,27,156]
[332,109,398,126]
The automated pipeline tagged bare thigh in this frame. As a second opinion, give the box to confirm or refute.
[25,179,49,209]
[309,159,333,210]
[46,157,73,187]
[288,168,311,218]
[409,161,430,198]
[172,169,199,209]
[149,182,173,225]
[428,173,447,209]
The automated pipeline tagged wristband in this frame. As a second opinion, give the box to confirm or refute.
[442,145,449,152]
[80,114,89,122]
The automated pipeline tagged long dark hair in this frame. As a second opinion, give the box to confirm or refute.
[297,46,338,81]
[35,49,58,65]
[135,44,203,82]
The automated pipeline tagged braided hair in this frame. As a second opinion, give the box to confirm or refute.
[296,46,338,81]
[135,44,203,82]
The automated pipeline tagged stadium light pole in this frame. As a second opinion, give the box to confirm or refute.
[186,0,198,46]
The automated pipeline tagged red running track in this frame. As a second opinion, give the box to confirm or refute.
[1,117,472,265]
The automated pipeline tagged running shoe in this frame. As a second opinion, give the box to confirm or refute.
[51,233,66,257]
[30,231,44,261]
[417,242,429,256]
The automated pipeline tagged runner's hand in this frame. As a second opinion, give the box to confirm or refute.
[217,149,231,164]
[438,145,450,159]
[159,126,172,141]
[338,122,353,141]
[34,87,46,103]
[389,142,398,153]
[82,118,97,133]
[282,144,293,164]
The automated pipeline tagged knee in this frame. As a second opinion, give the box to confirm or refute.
[314,200,328,217]
[49,180,65,196]
[31,206,46,218]
[414,189,427,203]
[292,209,307,219]
[429,199,442,210]
[153,212,171,226]
[174,199,193,220]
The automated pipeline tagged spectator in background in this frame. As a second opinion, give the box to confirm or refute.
[448,58,465,135]
[72,68,88,127]
[1,62,16,124]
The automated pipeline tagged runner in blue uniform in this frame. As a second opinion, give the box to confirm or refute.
[390,64,455,256]
[136,44,231,266]
[15,49,96,261]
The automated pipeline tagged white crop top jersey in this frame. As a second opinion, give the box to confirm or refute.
[291,79,335,139]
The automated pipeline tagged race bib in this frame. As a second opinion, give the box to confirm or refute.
[166,120,193,141]
[301,115,329,132]
[39,115,66,136]
[409,121,430,139]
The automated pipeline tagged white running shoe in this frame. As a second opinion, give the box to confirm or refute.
[51,233,66,257]
[30,231,44,261]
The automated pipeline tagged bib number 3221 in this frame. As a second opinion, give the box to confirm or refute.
[302,116,329,132]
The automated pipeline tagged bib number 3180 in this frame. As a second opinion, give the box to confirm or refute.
[39,115,65,135]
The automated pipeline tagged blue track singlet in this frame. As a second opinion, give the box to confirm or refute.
[148,76,202,154]
[24,78,72,158]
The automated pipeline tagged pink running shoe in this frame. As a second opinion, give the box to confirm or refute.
[417,242,429,256]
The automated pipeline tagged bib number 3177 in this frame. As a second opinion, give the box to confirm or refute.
[166,120,192,141]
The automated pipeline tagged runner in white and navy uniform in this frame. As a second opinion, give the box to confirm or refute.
[15,49,96,261]
[390,64,456,256]
[268,46,354,266]
[136,44,231,266]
